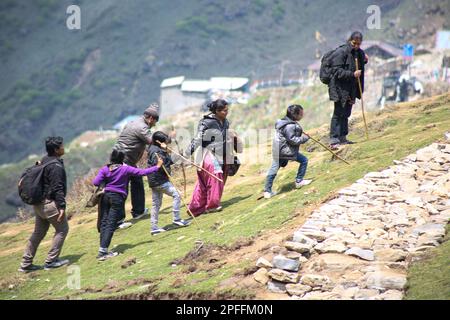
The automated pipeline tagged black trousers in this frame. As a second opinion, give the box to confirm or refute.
[129,174,145,217]
[330,100,353,144]
[99,192,125,250]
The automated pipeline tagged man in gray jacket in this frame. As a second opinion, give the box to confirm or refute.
[114,104,159,221]
[264,105,312,199]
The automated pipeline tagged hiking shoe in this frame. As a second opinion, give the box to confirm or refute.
[118,222,133,229]
[97,251,119,261]
[263,191,277,199]
[44,258,69,270]
[173,219,190,227]
[151,228,166,235]
[18,264,41,273]
[132,208,149,220]
[295,179,312,189]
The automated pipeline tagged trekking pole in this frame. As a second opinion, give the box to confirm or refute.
[158,143,224,183]
[303,132,351,165]
[155,154,203,231]
[355,58,369,140]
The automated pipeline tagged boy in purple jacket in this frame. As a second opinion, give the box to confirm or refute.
[92,149,162,260]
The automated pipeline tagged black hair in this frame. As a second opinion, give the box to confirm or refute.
[45,136,64,156]
[348,31,363,42]
[152,131,171,145]
[286,105,303,120]
[208,99,229,114]
[110,149,125,164]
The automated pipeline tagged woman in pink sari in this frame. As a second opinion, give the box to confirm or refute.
[185,99,242,217]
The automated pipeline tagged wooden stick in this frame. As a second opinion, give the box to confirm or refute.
[355,58,369,140]
[156,155,202,231]
[164,145,224,183]
[304,132,351,165]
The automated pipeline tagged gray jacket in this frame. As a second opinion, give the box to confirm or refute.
[186,114,234,165]
[115,116,152,166]
[272,117,309,161]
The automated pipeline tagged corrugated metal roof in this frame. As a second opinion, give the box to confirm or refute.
[181,80,212,93]
[160,76,185,88]
[210,77,249,90]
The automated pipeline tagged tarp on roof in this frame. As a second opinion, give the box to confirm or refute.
[113,115,140,130]
[160,76,185,88]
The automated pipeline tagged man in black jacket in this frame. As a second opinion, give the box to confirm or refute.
[328,31,368,149]
[19,136,70,272]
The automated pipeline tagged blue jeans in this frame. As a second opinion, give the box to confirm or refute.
[264,153,308,193]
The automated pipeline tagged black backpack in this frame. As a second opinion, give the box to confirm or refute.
[18,159,59,205]
[319,44,346,85]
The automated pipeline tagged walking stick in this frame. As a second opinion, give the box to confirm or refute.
[303,132,351,165]
[170,125,187,200]
[355,58,369,140]
[158,143,224,183]
[155,154,203,231]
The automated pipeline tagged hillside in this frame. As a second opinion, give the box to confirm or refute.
[0,93,449,300]
[1,0,449,164]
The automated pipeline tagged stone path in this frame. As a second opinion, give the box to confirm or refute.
[254,138,450,300]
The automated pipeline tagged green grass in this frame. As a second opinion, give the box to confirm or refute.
[0,94,449,299]
[405,224,450,300]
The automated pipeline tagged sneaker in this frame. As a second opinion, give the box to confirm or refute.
[295,179,312,189]
[118,222,133,229]
[44,258,69,270]
[97,251,119,261]
[173,219,190,227]
[329,143,341,151]
[132,208,149,220]
[340,137,356,145]
[151,228,166,235]
[18,264,41,273]
[205,206,223,214]
[263,191,277,199]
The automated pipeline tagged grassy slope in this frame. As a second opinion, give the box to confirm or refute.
[405,224,450,300]
[0,93,449,299]
[1,0,416,164]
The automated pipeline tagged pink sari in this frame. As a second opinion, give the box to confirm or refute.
[188,152,228,216]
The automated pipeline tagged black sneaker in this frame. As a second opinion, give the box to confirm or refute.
[18,264,41,273]
[44,258,69,270]
[340,138,356,145]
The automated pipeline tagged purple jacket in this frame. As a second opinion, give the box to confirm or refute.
[92,164,159,197]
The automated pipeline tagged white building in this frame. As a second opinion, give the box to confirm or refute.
[160,76,249,115]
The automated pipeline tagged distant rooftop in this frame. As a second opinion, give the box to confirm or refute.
[361,40,403,58]
[181,80,212,93]
[160,76,185,88]
[162,76,249,93]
